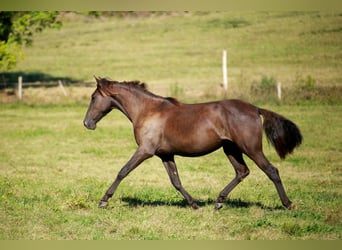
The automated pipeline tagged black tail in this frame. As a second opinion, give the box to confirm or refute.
[259,108,303,159]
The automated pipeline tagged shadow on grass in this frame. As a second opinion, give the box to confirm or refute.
[120,196,285,210]
[0,71,80,89]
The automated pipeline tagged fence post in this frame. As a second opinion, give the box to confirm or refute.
[58,80,68,96]
[277,81,282,100]
[18,76,22,100]
[222,50,228,93]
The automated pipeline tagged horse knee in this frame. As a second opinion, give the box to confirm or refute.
[117,168,129,181]
[237,168,250,182]
[242,168,250,178]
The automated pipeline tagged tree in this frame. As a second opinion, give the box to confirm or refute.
[0,11,62,71]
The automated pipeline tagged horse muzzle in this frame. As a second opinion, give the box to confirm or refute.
[83,120,96,130]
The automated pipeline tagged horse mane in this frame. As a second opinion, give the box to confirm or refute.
[98,77,147,91]
[165,97,180,105]
[97,77,180,106]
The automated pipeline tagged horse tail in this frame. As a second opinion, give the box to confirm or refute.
[258,108,303,159]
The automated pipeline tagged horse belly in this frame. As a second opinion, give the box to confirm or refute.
[176,142,222,157]
[161,124,223,157]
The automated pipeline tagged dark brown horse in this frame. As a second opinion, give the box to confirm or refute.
[83,77,302,210]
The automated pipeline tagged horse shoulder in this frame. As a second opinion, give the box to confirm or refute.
[133,108,167,147]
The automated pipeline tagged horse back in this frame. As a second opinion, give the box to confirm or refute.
[134,98,262,157]
[161,99,260,156]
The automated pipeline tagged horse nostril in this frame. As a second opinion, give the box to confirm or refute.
[84,120,89,128]
[84,120,95,130]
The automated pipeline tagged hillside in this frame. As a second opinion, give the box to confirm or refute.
[2,11,342,103]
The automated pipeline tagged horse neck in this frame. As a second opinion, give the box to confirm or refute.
[113,88,155,124]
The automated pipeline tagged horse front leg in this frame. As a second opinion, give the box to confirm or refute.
[98,147,153,208]
[161,156,198,209]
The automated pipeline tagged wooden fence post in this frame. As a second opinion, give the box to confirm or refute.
[222,50,228,94]
[18,76,22,100]
[58,80,68,96]
[277,81,282,100]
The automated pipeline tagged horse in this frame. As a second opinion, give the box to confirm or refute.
[83,77,302,210]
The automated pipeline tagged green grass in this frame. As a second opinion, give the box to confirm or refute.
[0,103,341,239]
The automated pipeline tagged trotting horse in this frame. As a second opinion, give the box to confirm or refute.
[83,77,302,210]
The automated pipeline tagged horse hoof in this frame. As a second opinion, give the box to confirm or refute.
[215,203,223,210]
[288,203,298,210]
[191,203,199,210]
[98,200,108,208]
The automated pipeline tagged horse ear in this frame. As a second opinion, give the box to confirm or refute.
[94,76,101,84]
[94,76,106,90]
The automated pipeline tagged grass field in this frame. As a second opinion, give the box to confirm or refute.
[0,11,341,239]
[0,103,341,239]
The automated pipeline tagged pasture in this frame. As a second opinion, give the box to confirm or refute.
[0,103,341,239]
[0,12,341,239]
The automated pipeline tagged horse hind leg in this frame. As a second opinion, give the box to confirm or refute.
[249,151,293,209]
[215,141,250,210]
[161,156,199,209]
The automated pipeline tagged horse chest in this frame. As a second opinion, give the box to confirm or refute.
[133,116,164,145]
